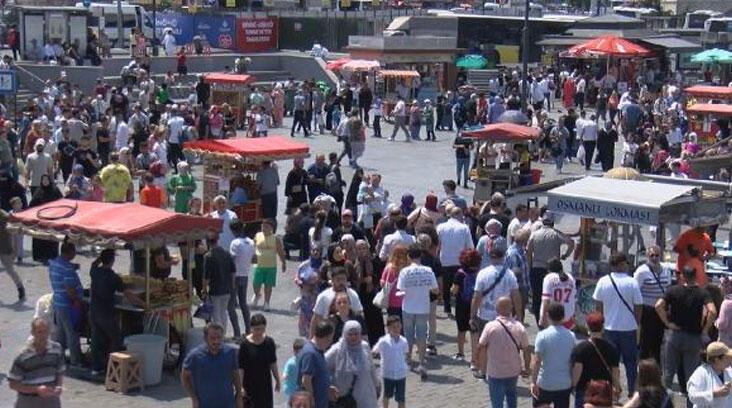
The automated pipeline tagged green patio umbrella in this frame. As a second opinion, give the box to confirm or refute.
[455,54,487,69]
[691,48,732,64]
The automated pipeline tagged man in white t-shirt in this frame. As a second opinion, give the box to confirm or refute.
[592,253,643,394]
[633,244,672,364]
[208,195,238,251]
[230,219,255,334]
[166,106,185,170]
[436,206,474,315]
[397,244,438,379]
[310,267,363,337]
[506,204,529,246]
[115,115,129,151]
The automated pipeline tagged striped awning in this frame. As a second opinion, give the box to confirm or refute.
[378,70,420,78]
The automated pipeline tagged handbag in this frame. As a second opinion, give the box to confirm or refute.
[373,280,391,309]
[193,299,213,321]
[333,374,358,408]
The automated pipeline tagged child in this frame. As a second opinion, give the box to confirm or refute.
[372,315,408,408]
[253,106,269,137]
[371,98,382,138]
[90,174,104,202]
[281,338,305,403]
[10,196,24,264]
[294,248,321,337]
[422,99,435,141]
[140,172,165,208]
[176,47,187,76]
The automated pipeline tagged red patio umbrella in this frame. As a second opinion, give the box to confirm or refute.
[567,35,651,57]
[462,123,540,142]
[326,58,351,71]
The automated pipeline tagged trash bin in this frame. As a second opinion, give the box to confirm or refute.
[530,169,542,184]
[124,334,166,386]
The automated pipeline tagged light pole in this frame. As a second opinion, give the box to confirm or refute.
[152,0,158,56]
[520,0,529,112]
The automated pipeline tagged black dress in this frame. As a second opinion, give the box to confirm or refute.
[239,336,277,408]
[30,185,62,263]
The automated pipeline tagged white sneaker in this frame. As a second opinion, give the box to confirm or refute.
[251,295,260,307]
[263,302,270,311]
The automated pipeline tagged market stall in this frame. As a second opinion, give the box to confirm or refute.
[686,103,732,150]
[376,69,420,121]
[545,175,729,322]
[183,137,309,223]
[8,199,222,354]
[203,73,256,128]
[684,85,732,104]
[462,123,541,203]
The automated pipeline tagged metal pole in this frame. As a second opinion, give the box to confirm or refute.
[116,0,124,50]
[520,0,529,112]
[186,240,194,301]
[152,0,158,56]
[145,245,151,309]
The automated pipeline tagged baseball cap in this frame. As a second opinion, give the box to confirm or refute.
[706,342,732,359]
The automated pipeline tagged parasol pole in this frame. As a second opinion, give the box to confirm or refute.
[145,245,150,309]
[187,240,194,302]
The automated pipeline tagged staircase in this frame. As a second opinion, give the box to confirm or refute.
[467,69,500,93]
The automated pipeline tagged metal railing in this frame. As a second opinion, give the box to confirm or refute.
[13,63,45,90]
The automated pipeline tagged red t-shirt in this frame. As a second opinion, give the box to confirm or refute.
[140,185,163,208]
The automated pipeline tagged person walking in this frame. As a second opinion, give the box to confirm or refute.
[596,121,618,172]
[397,244,439,379]
[526,213,574,323]
[656,265,716,396]
[291,90,310,137]
[181,322,243,408]
[203,234,238,337]
[539,258,576,330]
[0,208,24,301]
[252,219,287,311]
[372,315,409,408]
[257,161,280,221]
[530,303,575,408]
[478,296,531,408]
[579,113,598,171]
[9,318,64,408]
[325,320,380,407]
[239,314,280,408]
[230,219,255,335]
[389,96,410,142]
[633,245,672,364]
[593,253,643,396]
[48,240,82,367]
[571,312,621,408]
[298,321,336,408]
[436,206,474,316]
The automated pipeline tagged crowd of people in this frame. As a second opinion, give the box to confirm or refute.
[2,44,732,408]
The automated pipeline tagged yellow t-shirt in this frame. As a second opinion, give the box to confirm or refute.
[255,232,277,268]
[100,164,131,203]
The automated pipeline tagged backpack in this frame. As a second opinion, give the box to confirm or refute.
[459,270,478,303]
[325,168,340,194]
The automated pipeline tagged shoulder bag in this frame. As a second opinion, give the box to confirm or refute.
[496,318,522,354]
[608,274,635,318]
[333,374,358,408]
[481,265,508,298]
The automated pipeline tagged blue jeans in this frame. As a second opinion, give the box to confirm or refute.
[605,329,638,394]
[54,307,82,365]
[235,276,251,334]
[487,376,518,408]
[456,157,470,185]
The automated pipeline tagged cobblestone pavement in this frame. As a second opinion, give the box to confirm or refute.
[0,114,683,407]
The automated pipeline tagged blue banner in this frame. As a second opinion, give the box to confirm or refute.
[155,12,194,45]
[193,15,236,49]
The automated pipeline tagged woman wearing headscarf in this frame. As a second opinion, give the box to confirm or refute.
[407,193,439,232]
[399,193,415,217]
[271,84,285,128]
[562,77,575,110]
[354,239,384,346]
[0,170,27,211]
[167,161,196,213]
[30,174,62,264]
[345,168,364,219]
[325,320,380,408]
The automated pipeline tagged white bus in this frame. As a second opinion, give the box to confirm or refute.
[683,10,722,30]
[76,2,154,47]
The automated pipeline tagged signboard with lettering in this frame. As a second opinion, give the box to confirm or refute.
[547,196,658,225]
[155,12,194,45]
[236,17,278,52]
[194,15,236,49]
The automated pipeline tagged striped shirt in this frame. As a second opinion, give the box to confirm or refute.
[48,257,82,309]
[9,341,65,388]
[634,263,672,307]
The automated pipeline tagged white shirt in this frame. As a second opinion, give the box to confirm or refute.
[634,263,672,307]
[312,287,363,317]
[308,226,333,259]
[372,335,408,380]
[230,237,255,278]
[541,272,577,323]
[530,81,545,103]
[397,263,438,315]
[580,119,598,142]
[436,218,474,267]
[576,78,586,93]
[209,209,238,250]
[474,262,518,321]
[592,272,643,331]
[687,364,732,408]
[667,127,683,145]
[379,230,415,261]
[167,115,185,144]
[115,121,129,151]
[163,33,176,56]
[507,218,529,245]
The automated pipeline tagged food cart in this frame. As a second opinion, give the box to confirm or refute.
[8,199,222,360]
[183,137,309,224]
[462,123,541,203]
[685,103,732,147]
[545,175,729,323]
[376,69,420,121]
[203,73,256,129]
[684,85,732,104]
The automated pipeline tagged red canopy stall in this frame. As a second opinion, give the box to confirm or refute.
[462,123,542,202]
[686,103,732,146]
[8,199,222,351]
[563,35,652,89]
[203,73,256,129]
[685,86,732,103]
[184,137,310,222]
